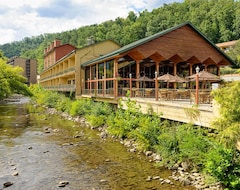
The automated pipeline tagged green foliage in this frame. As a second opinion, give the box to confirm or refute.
[177,125,210,169]
[0,59,32,99]
[212,82,240,148]
[69,99,93,116]
[184,105,200,122]
[129,115,162,150]
[55,95,72,112]
[155,125,179,166]
[44,91,59,108]
[30,84,71,111]
[220,67,239,75]
[85,101,113,128]
[107,97,142,138]
[204,144,240,189]
[86,114,105,127]
[155,123,211,169]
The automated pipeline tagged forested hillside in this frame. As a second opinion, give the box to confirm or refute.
[0,0,240,73]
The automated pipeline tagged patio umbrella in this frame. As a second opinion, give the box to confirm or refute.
[157,73,176,82]
[157,73,187,88]
[135,75,154,82]
[157,73,176,88]
[186,70,220,82]
[135,75,153,88]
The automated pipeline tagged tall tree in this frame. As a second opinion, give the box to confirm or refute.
[0,59,32,99]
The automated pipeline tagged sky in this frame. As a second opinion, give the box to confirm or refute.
[0,0,183,45]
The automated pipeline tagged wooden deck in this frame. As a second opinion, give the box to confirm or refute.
[120,97,219,128]
[78,92,219,128]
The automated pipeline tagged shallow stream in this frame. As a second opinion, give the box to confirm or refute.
[0,99,194,189]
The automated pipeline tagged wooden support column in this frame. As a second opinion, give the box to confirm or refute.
[155,62,159,75]
[89,66,92,94]
[189,64,193,76]
[189,64,193,89]
[173,62,177,89]
[103,61,106,96]
[155,63,159,101]
[136,60,140,88]
[95,64,98,96]
[204,64,208,71]
[113,58,118,98]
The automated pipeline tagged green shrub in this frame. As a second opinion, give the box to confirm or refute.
[130,115,162,150]
[55,96,72,112]
[86,114,105,127]
[44,91,59,108]
[69,98,93,116]
[177,125,210,169]
[204,145,240,189]
[155,126,179,166]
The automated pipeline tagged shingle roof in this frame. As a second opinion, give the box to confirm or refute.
[81,22,234,67]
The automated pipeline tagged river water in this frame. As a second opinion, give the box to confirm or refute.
[0,98,194,190]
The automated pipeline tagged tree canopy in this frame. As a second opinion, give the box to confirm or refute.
[0,54,32,99]
[0,0,240,72]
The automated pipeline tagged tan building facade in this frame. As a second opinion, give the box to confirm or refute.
[39,40,121,96]
[7,56,37,85]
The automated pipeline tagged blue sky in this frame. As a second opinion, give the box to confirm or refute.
[0,0,183,45]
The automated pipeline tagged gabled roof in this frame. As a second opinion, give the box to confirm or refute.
[81,22,235,67]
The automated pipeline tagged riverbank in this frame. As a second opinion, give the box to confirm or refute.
[45,105,222,190]
[0,99,195,190]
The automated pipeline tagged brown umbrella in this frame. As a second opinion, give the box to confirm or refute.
[157,73,176,82]
[157,73,177,88]
[135,75,153,88]
[187,70,220,82]
[135,75,154,82]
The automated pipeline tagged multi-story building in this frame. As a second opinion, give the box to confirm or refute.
[39,39,121,96]
[7,56,37,85]
[43,39,76,69]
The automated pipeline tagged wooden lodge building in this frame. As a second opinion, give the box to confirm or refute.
[39,22,234,127]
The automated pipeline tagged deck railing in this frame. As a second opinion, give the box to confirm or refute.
[82,88,212,104]
[45,84,76,92]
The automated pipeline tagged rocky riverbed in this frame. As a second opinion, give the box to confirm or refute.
[0,99,199,190]
[49,107,223,190]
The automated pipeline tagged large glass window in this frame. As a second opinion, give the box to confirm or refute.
[106,60,114,78]
[85,67,90,80]
[91,65,96,80]
[98,62,104,79]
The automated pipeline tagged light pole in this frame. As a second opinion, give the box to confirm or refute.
[155,71,158,101]
[129,73,132,98]
[195,66,200,105]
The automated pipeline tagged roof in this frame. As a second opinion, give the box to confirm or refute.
[216,40,238,48]
[81,22,235,67]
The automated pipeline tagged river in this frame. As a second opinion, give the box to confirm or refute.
[0,98,194,190]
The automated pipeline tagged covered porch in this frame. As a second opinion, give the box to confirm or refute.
[80,22,233,106]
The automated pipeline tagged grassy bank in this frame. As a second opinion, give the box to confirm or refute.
[29,84,240,190]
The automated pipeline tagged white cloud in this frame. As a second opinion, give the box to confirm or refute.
[0,0,183,45]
